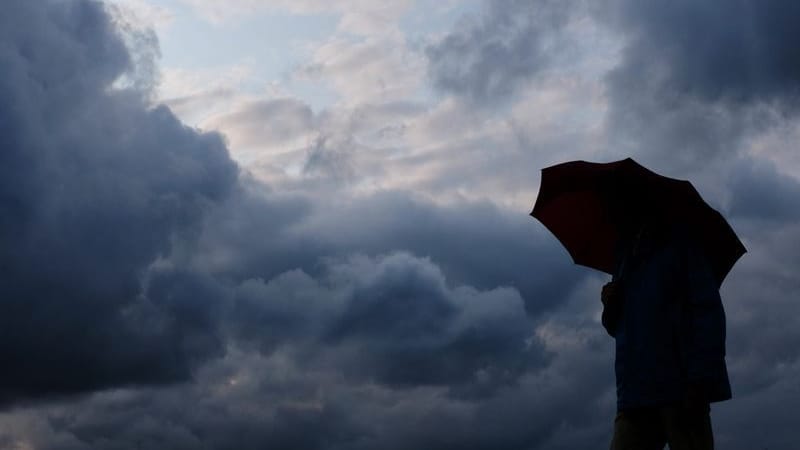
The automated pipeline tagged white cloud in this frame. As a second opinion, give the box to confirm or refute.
[295,34,426,106]
[156,63,272,131]
[205,97,318,164]
[177,0,413,27]
[106,0,175,30]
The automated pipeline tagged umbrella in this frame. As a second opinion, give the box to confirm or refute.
[530,157,746,287]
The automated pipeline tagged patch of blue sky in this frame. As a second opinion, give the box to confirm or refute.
[158,6,338,99]
[286,78,340,111]
[400,0,482,41]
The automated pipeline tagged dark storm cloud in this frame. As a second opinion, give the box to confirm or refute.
[727,157,800,222]
[198,253,549,416]
[256,253,547,391]
[192,187,578,392]
[309,192,585,315]
[13,0,800,448]
[0,245,588,449]
[703,214,800,449]
[425,0,576,104]
[0,0,590,437]
[0,279,614,450]
[0,0,238,404]
[426,0,800,159]
[197,188,584,315]
[600,0,800,162]
[604,0,800,106]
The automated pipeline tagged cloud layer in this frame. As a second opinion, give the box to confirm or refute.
[1,0,800,449]
[0,0,238,404]
[426,0,577,105]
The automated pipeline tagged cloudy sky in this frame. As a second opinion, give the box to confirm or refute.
[1,0,799,448]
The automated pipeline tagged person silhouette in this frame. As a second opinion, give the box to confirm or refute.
[601,206,731,450]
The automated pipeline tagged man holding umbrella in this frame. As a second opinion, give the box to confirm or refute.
[531,158,744,450]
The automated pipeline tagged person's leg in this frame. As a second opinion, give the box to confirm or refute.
[610,408,667,450]
[661,403,713,450]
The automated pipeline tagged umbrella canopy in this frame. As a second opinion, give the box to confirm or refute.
[530,157,746,287]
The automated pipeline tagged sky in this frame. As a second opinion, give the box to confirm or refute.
[1,0,799,448]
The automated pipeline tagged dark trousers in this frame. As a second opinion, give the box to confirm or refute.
[610,403,713,450]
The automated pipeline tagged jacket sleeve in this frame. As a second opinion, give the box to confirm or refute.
[680,243,730,397]
[602,296,622,337]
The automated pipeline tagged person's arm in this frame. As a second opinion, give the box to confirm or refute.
[681,244,729,401]
[601,281,623,337]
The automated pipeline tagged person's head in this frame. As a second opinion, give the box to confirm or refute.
[606,184,669,251]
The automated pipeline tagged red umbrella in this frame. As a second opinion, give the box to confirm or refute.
[530,157,745,287]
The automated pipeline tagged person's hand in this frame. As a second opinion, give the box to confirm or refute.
[601,281,624,337]
[601,281,621,307]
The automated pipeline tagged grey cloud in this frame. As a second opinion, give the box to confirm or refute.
[603,0,800,107]
[313,253,546,391]
[209,98,316,148]
[703,218,800,449]
[727,156,800,222]
[0,0,238,405]
[305,192,585,315]
[600,0,800,164]
[427,0,800,162]
[0,0,640,448]
[175,182,584,398]
[193,186,576,388]
[186,177,318,278]
[225,252,548,396]
[425,0,577,104]
[0,285,615,450]
[311,101,424,140]
[9,0,800,448]
[602,91,758,167]
[0,246,599,449]
[301,134,358,185]
[196,188,584,315]
[183,185,582,395]
[209,98,421,190]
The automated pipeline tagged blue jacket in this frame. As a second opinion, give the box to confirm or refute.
[603,226,731,411]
